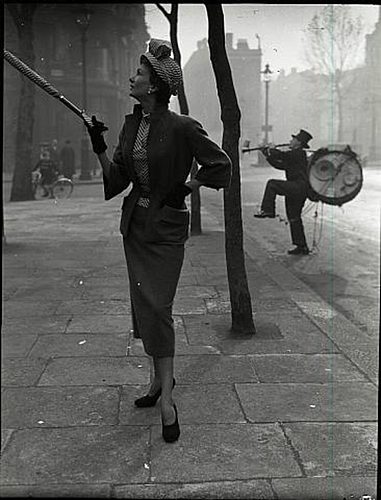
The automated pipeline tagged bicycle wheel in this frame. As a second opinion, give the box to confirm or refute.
[52,178,74,199]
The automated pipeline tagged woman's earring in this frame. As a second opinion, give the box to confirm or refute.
[147,89,152,95]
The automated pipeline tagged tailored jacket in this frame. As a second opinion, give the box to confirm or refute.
[266,147,309,185]
[103,104,232,243]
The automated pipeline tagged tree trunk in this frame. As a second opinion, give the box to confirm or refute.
[156,3,202,235]
[8,4,37,202]
[205,3,256,335]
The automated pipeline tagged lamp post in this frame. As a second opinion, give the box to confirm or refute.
[75,6,93,180]
[261,63,273,144]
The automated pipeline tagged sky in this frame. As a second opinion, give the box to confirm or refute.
[144,4,380,75]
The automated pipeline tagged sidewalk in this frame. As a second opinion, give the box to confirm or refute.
[1,192,378,499]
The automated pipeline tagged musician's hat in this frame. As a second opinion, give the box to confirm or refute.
[140,39,183,96]
[292,129,313,148]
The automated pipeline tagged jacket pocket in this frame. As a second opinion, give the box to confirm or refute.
[148,204,190,244]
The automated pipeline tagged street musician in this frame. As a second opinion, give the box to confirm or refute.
[254,129,313,255]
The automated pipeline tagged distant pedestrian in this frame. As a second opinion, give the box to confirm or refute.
[32,143,59,198]
[254,129,313,255]
[49,139,60,170]
[86,39,231,443]
[60,140,76,180]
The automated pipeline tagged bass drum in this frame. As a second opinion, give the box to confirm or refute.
[307,146,363,206]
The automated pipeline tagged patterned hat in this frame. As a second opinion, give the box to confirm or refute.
[140,39,183,96]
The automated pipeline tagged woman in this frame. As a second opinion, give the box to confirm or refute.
[87,39,231,443]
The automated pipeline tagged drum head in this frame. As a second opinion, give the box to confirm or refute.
[308,147,363,206]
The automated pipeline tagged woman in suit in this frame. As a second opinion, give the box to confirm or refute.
[86,39,231,442]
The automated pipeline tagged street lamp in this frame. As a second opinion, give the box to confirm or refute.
[74,6,93,180]
[261,63,273,144]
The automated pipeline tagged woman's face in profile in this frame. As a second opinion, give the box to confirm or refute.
[129,63,152,101]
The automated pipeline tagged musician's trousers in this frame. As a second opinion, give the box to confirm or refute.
[261,179,308,247]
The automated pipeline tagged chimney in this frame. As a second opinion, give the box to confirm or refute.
[237,38,249,51]
[225,32,233,50]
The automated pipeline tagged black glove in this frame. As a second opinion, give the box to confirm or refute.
[162,183,192,209]
[86,115,108,155]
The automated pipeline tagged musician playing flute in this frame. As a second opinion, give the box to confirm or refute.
[254,129,313,255]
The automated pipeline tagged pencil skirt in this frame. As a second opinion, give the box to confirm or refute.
[123,206,185,358]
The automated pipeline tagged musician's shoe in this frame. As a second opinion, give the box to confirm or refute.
[288,246,310,255]
[254,211,275,219]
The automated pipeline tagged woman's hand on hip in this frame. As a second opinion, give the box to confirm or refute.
[184,179,202,191]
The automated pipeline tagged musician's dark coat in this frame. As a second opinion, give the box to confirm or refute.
[266,147,309,186]
[261,146,309,248]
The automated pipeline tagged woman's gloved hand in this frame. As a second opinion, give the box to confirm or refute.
[86,115,108,154]
[162,183,192,209]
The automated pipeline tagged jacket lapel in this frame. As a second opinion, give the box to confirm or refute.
[147,107,169,188]
[123,105,142,181]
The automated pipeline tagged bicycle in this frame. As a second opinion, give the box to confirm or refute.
[32,169,74,200]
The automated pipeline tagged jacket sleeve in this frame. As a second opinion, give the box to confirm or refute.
[266,148,287,170]
[103,124,131,201]
[185,118,232,190]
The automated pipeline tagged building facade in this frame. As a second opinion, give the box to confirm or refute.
[269,6,381,160]
[4,3,149,173]
[183,33,262,145]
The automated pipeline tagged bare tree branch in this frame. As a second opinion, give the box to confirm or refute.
[155,3,170,20]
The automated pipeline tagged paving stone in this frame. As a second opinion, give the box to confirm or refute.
[54,299,129,316]
[81,287,129,301]
[188,253,227,266]
[173,296,207,315]
[119,385,161,425]
[175,355,259,384]
[344,340,379,384]
[3,300,61,318]
[169,384,246,424]
[150,423,301,482]
[1,386,120,428]
[218,333,339,355]
[253,298,300,311]
[0,484,112,498]
[1,335,37,357]
[177,273,200,285]
[175,343,222,355]
[183,314,240,345]
[0,426,149,485]
[283,422,377,476]
[126,337,148,356]
[114,479,273,499]
[1,358,48,386]
[66,314,132,334]
[175,285,218,299]
[236,382,378,422]
[198,270,230,286]
[119,382,246,426]
[38,356,149,386]
[1,316,70,335]
[75,276,127,288]
[272,476,377,499]
[183,314,295,347]
[29,333,129,358]
[11,285,84,301]
[250,354,368,383]
[205,298,231,314]
[1,429,14,454]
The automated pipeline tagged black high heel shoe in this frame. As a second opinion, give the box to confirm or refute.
[162,404,180,443]
[134,378,176,408]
